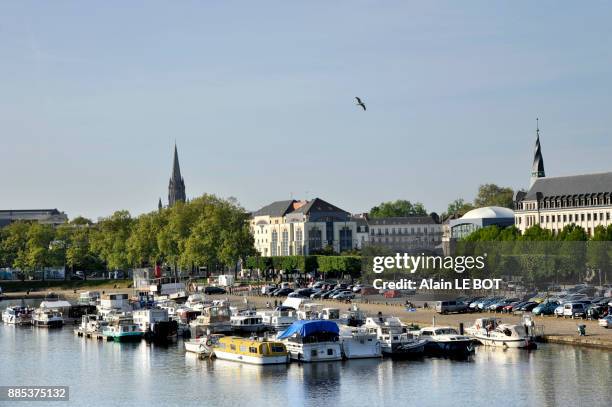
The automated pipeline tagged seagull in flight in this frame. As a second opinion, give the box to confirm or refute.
[355,96,366,111]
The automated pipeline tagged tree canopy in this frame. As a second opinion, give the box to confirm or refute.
[369,200,427,218]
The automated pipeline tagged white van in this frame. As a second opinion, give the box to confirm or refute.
[563,303,586,319]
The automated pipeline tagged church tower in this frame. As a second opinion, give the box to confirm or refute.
[168,144,186,206]
[530,118,545,188]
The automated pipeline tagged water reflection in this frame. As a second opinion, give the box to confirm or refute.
[0,324,611,407]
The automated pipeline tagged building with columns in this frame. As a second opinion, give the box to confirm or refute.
[250,198,358,256]
[514,122,612,236]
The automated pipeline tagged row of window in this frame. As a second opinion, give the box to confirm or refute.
[518,196,612,211]
[517,211,612,225]
[370,226,439,236]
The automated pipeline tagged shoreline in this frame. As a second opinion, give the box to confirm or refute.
[3,287,611,350]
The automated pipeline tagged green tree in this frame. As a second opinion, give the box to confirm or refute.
[90,210,133,271]
[473,184,515,208]
[445,198,474,217]
[369,200,427,218]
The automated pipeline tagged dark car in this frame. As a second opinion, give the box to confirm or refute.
[519,302,538,312]
[204,286,227,295]
[272,288,294,297]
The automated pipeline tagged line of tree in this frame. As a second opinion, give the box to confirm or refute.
[456,223,612,286]
[0,194,255,280]
[244,255,362,280]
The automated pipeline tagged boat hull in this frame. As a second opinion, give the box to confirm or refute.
[284,342,343,362]
[105,332,143,342]
[382,340,427,358]
[33,320,63,328]
[213,350,288,365]
[424,340,474,357]
[474,335,537,349]
[341,339,382,359]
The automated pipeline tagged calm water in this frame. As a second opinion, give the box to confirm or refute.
[1,307,611,406]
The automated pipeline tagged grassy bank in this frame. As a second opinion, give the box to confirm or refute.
[0,279,132,293]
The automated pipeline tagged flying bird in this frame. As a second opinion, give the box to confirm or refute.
[355,97,366,111]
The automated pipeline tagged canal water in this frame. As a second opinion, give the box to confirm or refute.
[1,314,611,406]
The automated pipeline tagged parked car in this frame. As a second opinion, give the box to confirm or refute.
[532,301,559,316]
[436,300,468,314]
[204,286,227,295]
[598,315,612,328]
[516,302,538,312]
[333,292,355,300]
[261,285,277,295]
[554,305,565,317]
[563,302,586,319]
[272,288,294,297]
[489,298,519,312]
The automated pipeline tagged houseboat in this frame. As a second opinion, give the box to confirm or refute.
[213,336,289,365]
[339,325,382,359]
[133,308,178,343]
[102,317,143,342]
[465,317,502,337]
[189,305,232,336]
[32,308,63,328]
[258,307,296,331]
[473,324,537,349]
[2,305,34,325]
[74,314,108,336]
[341,304,367,327]
[230,310,266,333]
[78,291,100,306]
[418,326,474,357]
[277,320,342,362]
[363,316,426,358]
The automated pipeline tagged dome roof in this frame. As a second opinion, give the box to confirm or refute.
[461,206,514,220]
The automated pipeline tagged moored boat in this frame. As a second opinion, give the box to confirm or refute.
[133,308,178,343]
[473,324,537,349]
[363,316,426,358]
[230,311,266,333]
[2,305,34,325]
[213,336,289,365]
[277,320,342,362]
[339,325,382,359]
[418,326,474,357]
[102,317,143,342]
[189,305,232,336]
[32,308,63,328]
[184,334,224,355]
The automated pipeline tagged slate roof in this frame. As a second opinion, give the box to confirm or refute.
[251,200,296,217]
[291,197,349,215]
[524,172,612,200]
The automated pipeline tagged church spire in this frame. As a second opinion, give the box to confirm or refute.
[168,143,186,206]
[158,197,162,212]
[530,118,545,188]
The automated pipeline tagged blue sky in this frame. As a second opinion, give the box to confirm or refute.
[1,1,612,220]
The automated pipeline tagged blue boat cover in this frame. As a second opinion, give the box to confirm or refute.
[276,320,339,339]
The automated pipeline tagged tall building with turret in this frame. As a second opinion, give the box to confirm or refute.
[168,144,186,206]
[514,120,612,237]
[530,118,545,187]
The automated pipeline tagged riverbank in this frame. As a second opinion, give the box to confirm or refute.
[226,294,612,350]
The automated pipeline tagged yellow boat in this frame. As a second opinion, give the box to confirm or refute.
[213,336,289,365]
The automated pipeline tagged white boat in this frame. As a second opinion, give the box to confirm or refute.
[189,305,232,336]
[230,311,265,333]
[258,308,296,331]
[341,304,366,326]
[277,320,342,362]
[2,306,34,325]
[418,326,474,357]
[465,317,502,337]
[75,314,108,336]
[295,303,321,320]
[97,293,132,314]
[473,324,537,349]
[32,308,63,328]
[184,334,224,355]
[363,316,426,358]
[339,325,381,359]
[78,291,100,306]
